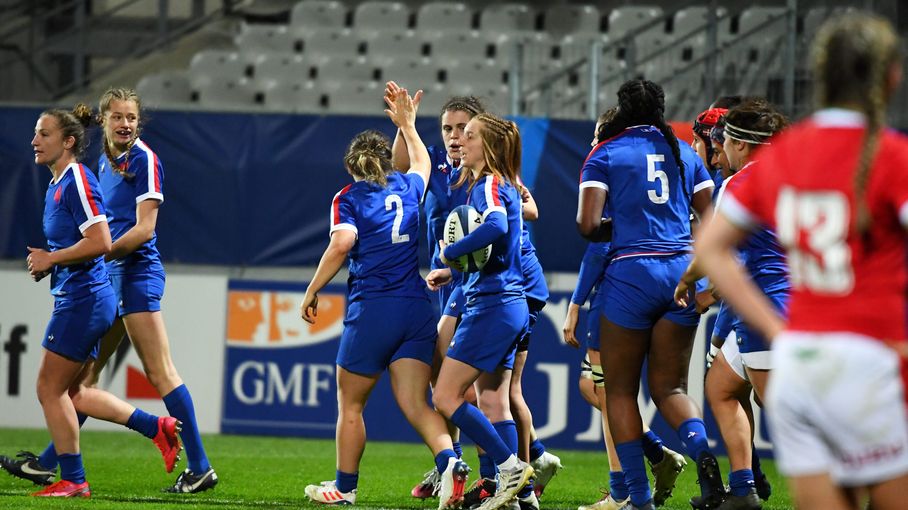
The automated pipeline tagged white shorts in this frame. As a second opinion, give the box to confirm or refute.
[767,331,908,486]
[741,349,771,371]
[721,330,748,381]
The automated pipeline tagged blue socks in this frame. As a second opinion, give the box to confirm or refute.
[39,413,88,470]
[529,438,545,462]
[478,453,497,479]
[164,384,210,473]
[57,453,85,484]
[126,408,159,439]
[453,441,463,459]
[678,418,710,462]
[434,449,456,474]
[614,440,651,506]
[609,471,629,501]
[336,470,358,493]
[450,403,512,465]
[641,430,664,464]
[492,420,518,454]
[729,469,755,497]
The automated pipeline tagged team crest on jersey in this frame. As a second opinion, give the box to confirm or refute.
[438,163,449,174]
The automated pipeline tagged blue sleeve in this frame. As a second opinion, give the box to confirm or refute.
[67,165,108,233]
[330,187,357,236]
[131,149,164,203]
[444,211,506,260]
[579,146,609,192]
[690,156,714,195]
[571,243,607,305]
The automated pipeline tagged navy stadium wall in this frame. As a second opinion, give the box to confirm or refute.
[0,106,593,272]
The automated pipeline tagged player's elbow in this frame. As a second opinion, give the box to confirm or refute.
[576,216,596,239]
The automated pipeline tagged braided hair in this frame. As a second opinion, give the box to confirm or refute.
[344,130,394,186]
[98,87,142,178]
[440,96,485,119]
[597,79,687,198]
[811,12,900,233]
[454,112,521,192]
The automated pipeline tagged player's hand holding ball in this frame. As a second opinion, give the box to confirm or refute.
[441,205,491,273]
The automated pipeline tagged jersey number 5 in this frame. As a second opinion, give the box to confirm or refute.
[776,187,854,294]
[647,154,669,204]
[386,194,410,244]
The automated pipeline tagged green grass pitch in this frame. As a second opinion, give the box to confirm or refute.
[0,428,791,509]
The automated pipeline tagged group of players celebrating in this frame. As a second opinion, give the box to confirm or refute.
[2,9,907,510]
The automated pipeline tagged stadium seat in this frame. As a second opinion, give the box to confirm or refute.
[297,28,363,57]
[362,31,427,61]
[353,1,411,32]
[257,79,325,113]
[416,2,473,34]
[316,57,380,84]
[380,58,442,90]
[323,81,385,115]
[290,0,347,29]
[189,50,255,81]
[235,23,295,53]
[423,32,498,62]
[445,59,508,90]
[254,52,318,84]
[672,6,727,38]
[606,6,664,41]
[136,71,193,107]
[192,77,260,110]
[480,3,535,33]
[413,82,449,116]
[543,4,600,38]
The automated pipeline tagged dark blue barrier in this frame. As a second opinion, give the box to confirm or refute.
[0,106,593,271]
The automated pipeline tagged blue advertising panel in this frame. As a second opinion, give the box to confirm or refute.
[221,279,773,457]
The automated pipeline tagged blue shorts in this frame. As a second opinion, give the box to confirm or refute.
[734,285,789,354]
[585,287,604,351]
[442,283,466,318]
[447,299,529,373]
[516,297,546,352]
[109,270,164,316]
[602,254,699,330]
[43,284,117,362]
[337,296,436,376]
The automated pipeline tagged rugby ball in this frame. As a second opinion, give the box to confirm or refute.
[444,205,492,273]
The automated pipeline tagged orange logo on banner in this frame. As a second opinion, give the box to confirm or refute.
[226,289,346,346]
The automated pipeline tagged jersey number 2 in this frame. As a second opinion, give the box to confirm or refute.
[776,187,854,293]
[386,194,410,244]
[647,154,669,204]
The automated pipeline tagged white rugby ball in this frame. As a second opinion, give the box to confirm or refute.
[444,205,492,273]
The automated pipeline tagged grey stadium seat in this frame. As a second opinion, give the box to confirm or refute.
[136,71,193,107]
[353,1,411,32]
[297,28,362,58]
[254,53,318,85]
[189,50,255,80]
[363,31,426,61]
[316,57,379,84]
[607,6,664,41]
[423,32,498,62]
[235,23,295,53]
[416,2,473,34]
[543,4,601,38]
[192,77,259,110]
[380,58,442,90]
[322,81,384,115]
[290,0,347,30]
[257,80,325,113]
[480,3,535,33]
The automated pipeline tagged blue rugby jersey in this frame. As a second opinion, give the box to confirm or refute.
[331,172,428,302]
[722,163,789,291]
[425,145,462,269]
[515,177,549,303]
[571,241,611,306]
[43,163,110,297]
[579,126,713,260]
[98,138,165,275]
[445,175,525,310]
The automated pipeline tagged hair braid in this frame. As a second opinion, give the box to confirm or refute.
[98,87,143,177]
[455,112,521,191]
[812,13,899,234]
